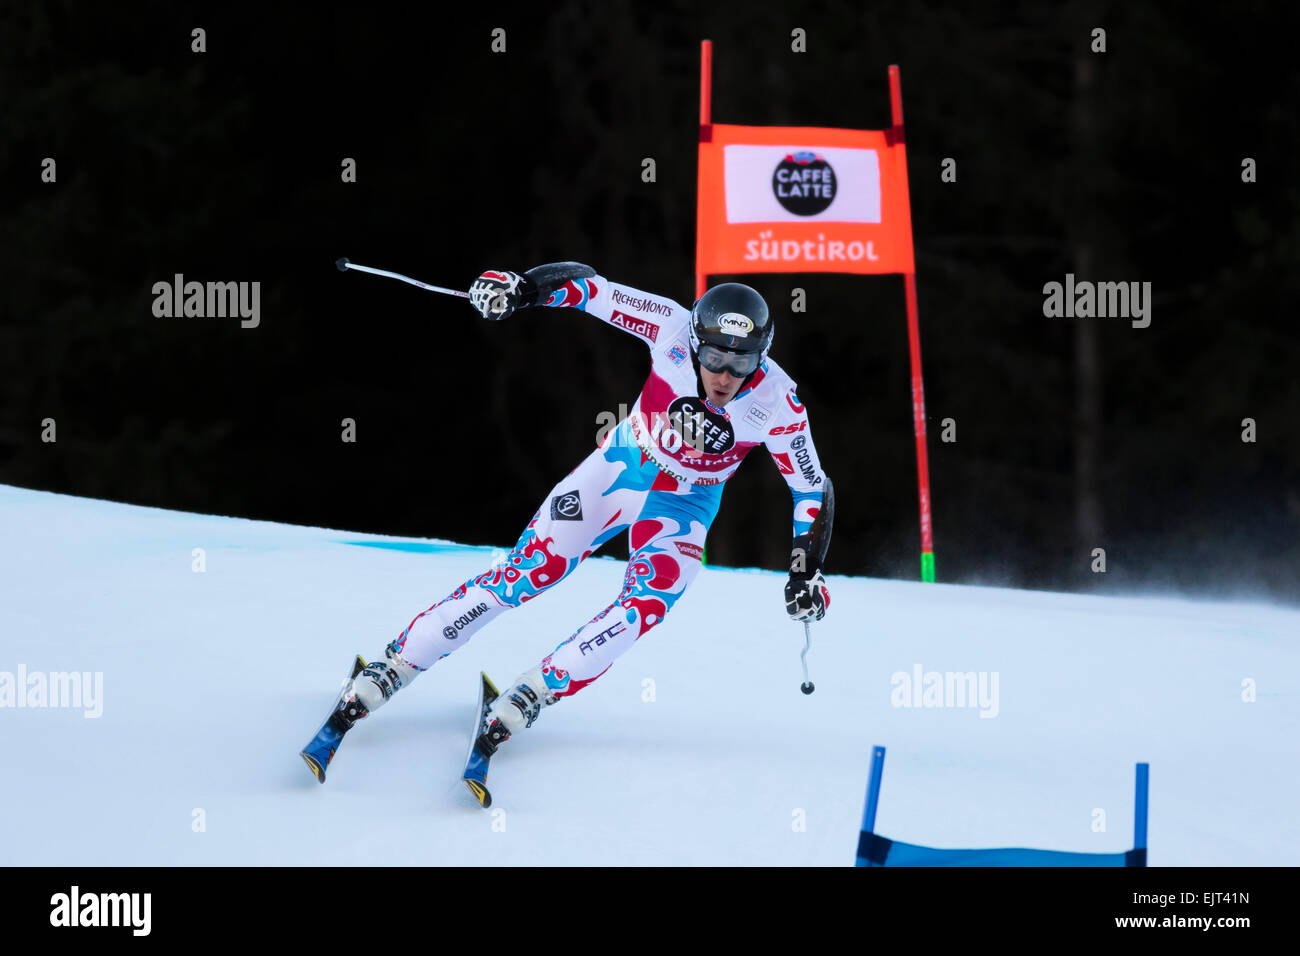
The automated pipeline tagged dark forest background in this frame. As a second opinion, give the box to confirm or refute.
[3,1,1298,601]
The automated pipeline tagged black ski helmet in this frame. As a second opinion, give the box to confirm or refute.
[689,283,774,373]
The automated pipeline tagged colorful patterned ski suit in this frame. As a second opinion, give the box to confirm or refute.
[392,273,828,697]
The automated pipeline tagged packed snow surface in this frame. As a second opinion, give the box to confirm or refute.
[2,485,1296,865]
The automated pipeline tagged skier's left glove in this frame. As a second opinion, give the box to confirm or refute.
[785,569,830,622]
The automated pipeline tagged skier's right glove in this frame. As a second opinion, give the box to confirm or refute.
[785,569,830,622]
[469,262,596,321]
[469,270,538,321]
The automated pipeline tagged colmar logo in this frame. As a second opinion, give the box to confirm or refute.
[447,603,490,635]
[675,541,704,560]
[610,310,660,343]
[788,435,821,486]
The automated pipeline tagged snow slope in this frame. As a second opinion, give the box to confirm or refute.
[1,484,1296,865]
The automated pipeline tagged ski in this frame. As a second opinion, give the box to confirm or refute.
[300,654,367,783]
[462,672,500,808]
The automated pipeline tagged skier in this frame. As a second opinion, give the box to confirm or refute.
[301,262,834,784]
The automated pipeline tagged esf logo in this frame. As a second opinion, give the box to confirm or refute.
[443,602,490,638]
[769,420,806,436]
[772,151,836,215]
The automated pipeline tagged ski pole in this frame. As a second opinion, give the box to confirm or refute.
[335,257,470,299]
[800,621,815,695]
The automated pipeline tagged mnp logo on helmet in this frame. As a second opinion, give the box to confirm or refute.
[697,125,914,275]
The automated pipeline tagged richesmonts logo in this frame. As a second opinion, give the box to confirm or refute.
[772,151,836,215]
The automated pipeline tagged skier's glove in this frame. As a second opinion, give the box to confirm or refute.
[785,569,830,622]
[469,270,537,321]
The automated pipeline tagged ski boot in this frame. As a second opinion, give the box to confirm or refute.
[300,641,421,783]
[475,666,558,756]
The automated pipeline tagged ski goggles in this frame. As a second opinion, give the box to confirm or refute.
[696,343,761,377]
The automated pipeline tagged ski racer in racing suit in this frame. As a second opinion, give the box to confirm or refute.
[307,262,834,779]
